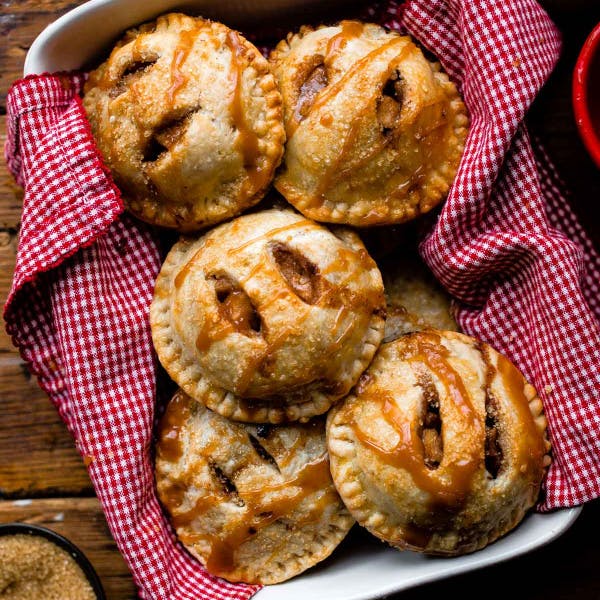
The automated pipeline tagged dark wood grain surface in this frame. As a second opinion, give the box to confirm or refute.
[0,1,599,599]
[0,498,134,598]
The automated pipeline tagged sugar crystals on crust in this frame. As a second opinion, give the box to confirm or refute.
[270,21,469,226]
[327,330,550,555]
[155,389,354,584]
[84,13,285,231]
[150,208,386,423]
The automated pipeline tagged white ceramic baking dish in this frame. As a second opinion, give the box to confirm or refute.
[24,1,582,598]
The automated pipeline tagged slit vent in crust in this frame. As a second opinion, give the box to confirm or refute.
[110,57,158,98]
[210,273,262,335]
[377,71,404,135]
[417,372,443,470]
[248,433,280,472]
[209,460,245,507]
[270,241,324,304]
[484,394,503,479]
[295,55,328,123]
[143,109,198,163]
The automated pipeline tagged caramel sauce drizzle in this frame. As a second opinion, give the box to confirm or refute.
[319,245,366,277]
[389,98,447,201]
[495,353,545,471]
[195,311,234,353]
[160,481,188,512]
[306,40,413,208]
[238,261,263,286]
[174,246,203,290]
[478,344,545,478]
[332,304,349,331]
[233,354,267,396]
[254,287,290,313]
[317,246,382,310]
[306,37,409,122]
[225,220,314,256]
[173,453,335,576]
[156,391,191,462]
[172,492,220,529]
[195,285,261,354]
[352,336,482,507]
[388,164,425,200]
[276,435,303,469]
[287,21,363,139]
[225,30,267,194]
[232,310,308,395]
[325,21,365,57]
[288,21,365,137]
[330,319,356,352]
[166,27,198,103]
[318,268,382,315]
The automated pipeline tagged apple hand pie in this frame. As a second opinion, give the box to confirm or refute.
[155,389,354,584]
[270,21,469,226]
[150,208,385,423]
[83,13,285,231]
[327,330,550,555]
[381,255,459,341]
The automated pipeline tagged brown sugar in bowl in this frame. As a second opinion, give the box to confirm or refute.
[0,523,105,600]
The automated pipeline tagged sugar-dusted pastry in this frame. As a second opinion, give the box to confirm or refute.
[155,389,354,584]
[270,21,468,226]
[327,330,550,555]
[381,255,458,341]
[83,13,285,231]
[150,208,385,423]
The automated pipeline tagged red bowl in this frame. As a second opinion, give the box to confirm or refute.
[573,22,600,168]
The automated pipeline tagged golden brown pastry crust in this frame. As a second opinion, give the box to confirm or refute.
[327,330,550,555]
[381,255,458,341]
[83,13,285,231]
[150,208,385,423]
[155,390,354,584]
[270,22,468,226]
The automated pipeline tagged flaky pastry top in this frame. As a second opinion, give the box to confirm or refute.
[155,390,353,583]
[327,330,549,555]
[84,13,284,231]
[150,209,385,422]
[270,21,468,226]
[381,255,459,341]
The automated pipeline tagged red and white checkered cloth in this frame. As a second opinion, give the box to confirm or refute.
[4,0,600,598]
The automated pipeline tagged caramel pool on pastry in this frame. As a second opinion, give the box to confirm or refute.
[327,330,550,555]
[270,21,468,226]
[150,208,385,423]
[83,13,285,231]
[155,389,354,584]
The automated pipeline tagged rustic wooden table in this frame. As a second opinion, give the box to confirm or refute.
[1,2,599,599]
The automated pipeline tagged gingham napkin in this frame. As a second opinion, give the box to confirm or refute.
[4,0,600,598]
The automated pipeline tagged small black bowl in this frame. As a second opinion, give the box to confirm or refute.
[0,522,106,600]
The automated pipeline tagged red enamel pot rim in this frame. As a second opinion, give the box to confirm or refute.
[573,21,600,168]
